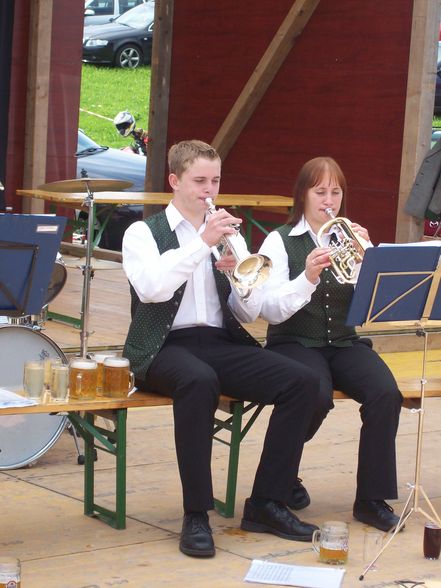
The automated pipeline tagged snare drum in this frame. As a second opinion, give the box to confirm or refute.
[3,255,67,328]
[0,325,68,469]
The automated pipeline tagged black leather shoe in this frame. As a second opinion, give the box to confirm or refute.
[179,512,215,557]
[287,478,311,510]
[240,498,318,541]
[353,499,402,532]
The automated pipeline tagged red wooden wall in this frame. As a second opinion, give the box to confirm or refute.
[6,0,83,213]
[166,0,413,244]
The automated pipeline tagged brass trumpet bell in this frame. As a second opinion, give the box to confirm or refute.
[233,254,272,290]
[317,208,368,285]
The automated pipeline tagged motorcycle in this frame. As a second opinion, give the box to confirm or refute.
[113,110,149,156]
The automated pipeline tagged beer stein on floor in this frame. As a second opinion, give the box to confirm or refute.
[312,521,349,565]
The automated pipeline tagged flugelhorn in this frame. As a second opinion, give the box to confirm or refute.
[316,207,368,285]
[205,198,272,299]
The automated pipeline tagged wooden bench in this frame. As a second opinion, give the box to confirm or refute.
[131,376,441,519]
[2,377,439,531]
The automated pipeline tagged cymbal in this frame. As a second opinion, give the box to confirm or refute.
[63,256,122,270]
[37,178,133,193]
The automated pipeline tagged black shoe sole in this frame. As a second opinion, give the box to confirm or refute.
[179,544,215,557]
[240,519,313,541]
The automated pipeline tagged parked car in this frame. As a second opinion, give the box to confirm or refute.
[76,129,146,250]
[84,0,148,26]
[83,2,154,68]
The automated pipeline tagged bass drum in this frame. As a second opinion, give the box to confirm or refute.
[0,325,68,470]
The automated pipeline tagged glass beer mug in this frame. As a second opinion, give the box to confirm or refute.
[102,356,134,398]
[68,357,98,400]
[312,520,349,565]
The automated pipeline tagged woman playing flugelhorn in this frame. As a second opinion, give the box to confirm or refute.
[258,156,403,533]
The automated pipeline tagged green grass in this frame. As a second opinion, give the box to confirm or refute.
[79,64,151,148]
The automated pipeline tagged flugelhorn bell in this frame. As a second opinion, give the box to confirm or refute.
[205,198,272,299]
[316,207,368,285]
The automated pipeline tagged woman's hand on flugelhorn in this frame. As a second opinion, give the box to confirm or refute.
[201,208,242,247]
[305,247,331,284]
[350,222,370,243]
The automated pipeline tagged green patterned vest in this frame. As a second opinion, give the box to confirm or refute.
[123,210,259,380]
[267,225,357,347]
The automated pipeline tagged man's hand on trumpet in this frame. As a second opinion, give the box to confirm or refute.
[215,248,236,272]
[201,208,242,248]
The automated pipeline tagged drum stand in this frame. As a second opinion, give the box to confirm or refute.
[79,181,96,358]
[360,326,441,580]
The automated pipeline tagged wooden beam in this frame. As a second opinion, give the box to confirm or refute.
[22,0,53,213]
[211,0,321,161]
[395,0,439,243]
[145,0,174,198]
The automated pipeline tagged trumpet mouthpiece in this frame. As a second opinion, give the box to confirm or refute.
[324,207,335,219]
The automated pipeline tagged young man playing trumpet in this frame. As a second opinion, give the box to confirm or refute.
[258,156,403,532]
[122,139,320,557]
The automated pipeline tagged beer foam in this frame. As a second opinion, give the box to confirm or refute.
[70,360,97,369]
[93,352,117,363]
[104,357,129,367]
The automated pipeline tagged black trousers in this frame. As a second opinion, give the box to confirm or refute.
[267,339,403,501]
[143,327,319,512]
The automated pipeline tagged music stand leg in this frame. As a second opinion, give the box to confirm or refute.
[359,328,441,580]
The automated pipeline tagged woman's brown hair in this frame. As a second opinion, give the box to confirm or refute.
[287,157,347,226]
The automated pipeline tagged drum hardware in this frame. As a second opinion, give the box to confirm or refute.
[37,177,133,357]
[63,256,121,271]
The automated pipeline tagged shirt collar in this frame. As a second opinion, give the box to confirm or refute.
[165,201,186,231]
[165,201,207,233]
[288,215,330,245]
[288,216,314,237]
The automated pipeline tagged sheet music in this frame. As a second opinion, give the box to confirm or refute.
[243,560,345,588]
[0,388,37,408]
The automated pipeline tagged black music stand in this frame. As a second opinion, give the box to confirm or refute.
[346,244,441,580]
[0,214,66,316]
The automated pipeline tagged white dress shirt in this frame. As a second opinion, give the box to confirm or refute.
[259,216,372,325]
[122,202,262,329]
[258,216,329,325]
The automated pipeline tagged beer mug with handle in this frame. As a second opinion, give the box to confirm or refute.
[102,356,134,398]
[312,520,349,565]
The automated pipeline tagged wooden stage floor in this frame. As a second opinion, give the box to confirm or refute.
[1,259,441,587]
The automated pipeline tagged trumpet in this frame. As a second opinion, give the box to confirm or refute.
[316,207,368,285]
[205,198,272,299]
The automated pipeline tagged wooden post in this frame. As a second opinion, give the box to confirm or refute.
[395,0,439,243]
[145,0,174,208]
[22,0,53,214]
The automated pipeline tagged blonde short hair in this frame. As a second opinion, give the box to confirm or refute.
[168,140,220,177]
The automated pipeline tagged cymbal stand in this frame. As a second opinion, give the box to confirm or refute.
[79,181,95,358]
[360,325,441,581]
